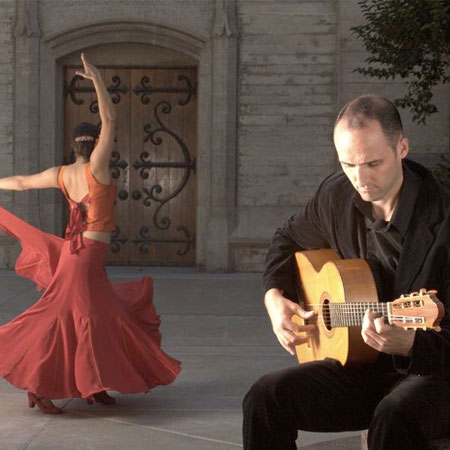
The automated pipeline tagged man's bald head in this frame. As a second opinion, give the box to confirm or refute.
[334,95,403,151]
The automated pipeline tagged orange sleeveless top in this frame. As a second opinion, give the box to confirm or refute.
[58,163,116,253]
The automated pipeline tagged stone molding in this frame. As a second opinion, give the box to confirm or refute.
[206,0,239,270]
[14,0,40,38]
[44,20,205,59]
[213,0,239,38]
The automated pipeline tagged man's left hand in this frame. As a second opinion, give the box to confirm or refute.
[361,310,416,356]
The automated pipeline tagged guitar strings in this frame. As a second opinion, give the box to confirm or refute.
[302,303,388,307]
[301,314,425,320]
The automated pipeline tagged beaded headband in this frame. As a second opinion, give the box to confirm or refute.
[74,136,96,142]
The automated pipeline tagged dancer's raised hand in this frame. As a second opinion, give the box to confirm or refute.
[75,53,100,81]
[76,53,116,183]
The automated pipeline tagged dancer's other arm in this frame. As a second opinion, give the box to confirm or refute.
[75,53,116,182]
[0,166,59,191]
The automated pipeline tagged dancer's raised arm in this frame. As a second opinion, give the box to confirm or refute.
[75,53,116,182]
[0,166,59,191]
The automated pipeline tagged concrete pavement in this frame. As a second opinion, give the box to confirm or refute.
[0,267,360,450]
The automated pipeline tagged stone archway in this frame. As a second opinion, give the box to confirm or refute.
[11,3,239,270]
[42,21,209,269]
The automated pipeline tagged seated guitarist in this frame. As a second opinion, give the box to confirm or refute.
[243,94,450,450]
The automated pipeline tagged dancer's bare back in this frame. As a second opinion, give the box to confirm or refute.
[62,162,112,245]
[0,53,116,246]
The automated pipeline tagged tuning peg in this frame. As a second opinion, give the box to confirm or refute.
[418,288,438,295]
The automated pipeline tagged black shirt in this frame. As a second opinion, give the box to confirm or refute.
[262,159,450,378]
[353,165,422,302]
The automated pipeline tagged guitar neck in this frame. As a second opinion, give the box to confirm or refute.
[327,302,391,327]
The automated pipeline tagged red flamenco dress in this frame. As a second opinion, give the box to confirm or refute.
[0,165,181,400]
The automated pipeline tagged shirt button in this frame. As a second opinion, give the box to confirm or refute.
[370,255,378,261]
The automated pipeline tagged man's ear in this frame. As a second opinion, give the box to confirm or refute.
[398,136,409,159]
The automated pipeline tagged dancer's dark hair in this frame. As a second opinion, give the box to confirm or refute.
[71,122,100,161]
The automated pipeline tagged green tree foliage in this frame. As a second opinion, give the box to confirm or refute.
[352,0,450,188]
[351,0,450,124]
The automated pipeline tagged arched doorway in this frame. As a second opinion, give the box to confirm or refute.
[37,19,238,270]
[61,44,197,265]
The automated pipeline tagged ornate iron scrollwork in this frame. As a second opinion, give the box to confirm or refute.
[64,74,129,113]
[64,75,85,105]
[90,76,129,113]
[110,227,128,254]
[132,74,196,106]
[109,151,128,179]
[132,101,196,231]
[132,225,195,256]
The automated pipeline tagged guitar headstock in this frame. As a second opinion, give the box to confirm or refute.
[390,289,444,331]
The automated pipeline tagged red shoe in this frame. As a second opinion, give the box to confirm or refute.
[27,392,63,415]
[87,391,116,405]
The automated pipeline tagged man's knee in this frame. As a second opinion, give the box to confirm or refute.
[243,369,299,414]
[372,393,409,428]
[243,372,279,412]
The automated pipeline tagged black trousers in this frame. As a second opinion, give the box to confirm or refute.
[242,358,450,450]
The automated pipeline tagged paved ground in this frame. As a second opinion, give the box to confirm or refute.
[0,266,360,450]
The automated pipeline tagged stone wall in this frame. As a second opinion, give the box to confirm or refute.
[231,0,339,270]
[0,1,14,208]
[0,0,16,267]
[237,1,338,206]
[0,0,448,271]
[39,0,213,39]
[230,0,449,271]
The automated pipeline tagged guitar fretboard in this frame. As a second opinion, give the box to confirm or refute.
[325,302,390,327]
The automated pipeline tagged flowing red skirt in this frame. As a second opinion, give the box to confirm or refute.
[0,206,181,399]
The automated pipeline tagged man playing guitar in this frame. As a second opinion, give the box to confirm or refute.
[242,95,450,450]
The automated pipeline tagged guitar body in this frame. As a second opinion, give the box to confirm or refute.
[293,249,379,366]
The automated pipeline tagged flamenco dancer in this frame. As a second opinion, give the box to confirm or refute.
[0,53,181,414]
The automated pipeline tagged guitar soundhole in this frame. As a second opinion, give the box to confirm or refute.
[322,300,332,331]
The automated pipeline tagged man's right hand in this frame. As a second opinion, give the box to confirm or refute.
[264,288,316,355]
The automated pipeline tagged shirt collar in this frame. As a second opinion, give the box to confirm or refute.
[353,161,422,237]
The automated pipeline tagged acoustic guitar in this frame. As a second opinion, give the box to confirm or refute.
[292,249,444,366]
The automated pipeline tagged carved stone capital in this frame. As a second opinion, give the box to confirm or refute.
[14,0,41,38]
[213,0,239,38]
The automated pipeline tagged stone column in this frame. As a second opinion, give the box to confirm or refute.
[13,0,41,226]
[207,0,239,270]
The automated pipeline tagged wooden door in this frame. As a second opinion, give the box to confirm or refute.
[63,66,197,265]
